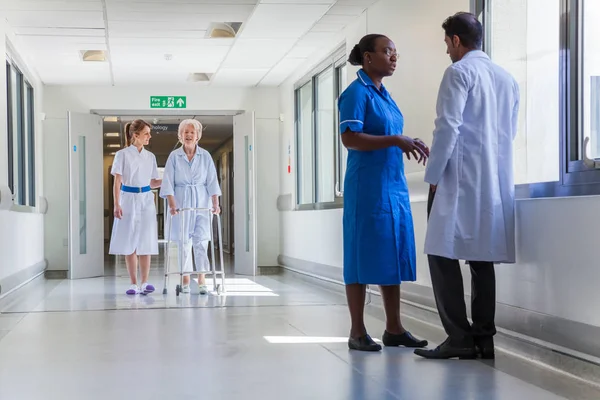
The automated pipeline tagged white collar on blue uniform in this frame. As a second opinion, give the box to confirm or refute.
[356,69,390,95]
[461,49,490,61]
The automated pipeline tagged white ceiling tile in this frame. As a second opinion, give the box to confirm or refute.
[326,4,366,15]
[310,22,345,32]
[5,10,105,28]
[105,2,254,15]
[0,0,102,12]
[222,39,295,68]
[333,0,376,5]
[108,27,208,39]
[287,45,319,58]
[106,12,250,24]
[318,14,358,25]
[259,57,306,86]
[17,36,106,46]
[259,0,335,3]
[240,4,331,39]
[107,0,256,3]
[211,68,268,86]
[13,27,106,37]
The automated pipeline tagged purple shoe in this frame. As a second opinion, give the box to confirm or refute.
[126,284,140,295]
[141,283,155,294]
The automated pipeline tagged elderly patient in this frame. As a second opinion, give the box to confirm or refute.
[160,119,222,294]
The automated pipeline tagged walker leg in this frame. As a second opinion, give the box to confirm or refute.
[209,212,217,293]
[217,215,226,293]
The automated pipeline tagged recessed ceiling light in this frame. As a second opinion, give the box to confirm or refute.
[106,144,120,148]
[81,50,106,62]
[206,22,242,38]
[104,132,119,137]
[109,152,116,156]
[187,73,213,82]
[164,54,173,61]
[104,116,118,122]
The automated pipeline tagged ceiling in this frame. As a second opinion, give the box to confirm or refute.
[103,115,233,166]
[2,0,378,87]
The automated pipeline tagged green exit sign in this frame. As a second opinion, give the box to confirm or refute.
[150,96,186,109]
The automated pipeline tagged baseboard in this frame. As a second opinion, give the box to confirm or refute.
[44,270,68,279]
[0,260,47,299]
[257,265,281,275]
[278,254,600,386]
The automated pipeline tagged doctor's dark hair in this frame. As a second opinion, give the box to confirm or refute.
[348,34,387,66]
[442,12,483,50]
[124,119,152,146]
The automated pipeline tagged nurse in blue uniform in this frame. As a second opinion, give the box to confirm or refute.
[339,34,430,351]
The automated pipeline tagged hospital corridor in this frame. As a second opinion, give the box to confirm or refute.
[1,0,600,399]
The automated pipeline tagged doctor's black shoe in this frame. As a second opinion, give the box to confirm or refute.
[382,330,428,348]
[414,338,477,360]
[348,334,382,352]
[475,337,495,359]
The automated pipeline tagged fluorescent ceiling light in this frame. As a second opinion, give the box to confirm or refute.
[104,117,118,122]
[104,132,119,137]
[109,152,116,156]
[106,144,120,148]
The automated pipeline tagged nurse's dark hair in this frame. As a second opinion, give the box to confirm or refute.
[442,12,483,50]
[348,34,387,66]
[124,119,152,146]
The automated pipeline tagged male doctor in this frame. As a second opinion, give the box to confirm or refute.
[414,12,520,360]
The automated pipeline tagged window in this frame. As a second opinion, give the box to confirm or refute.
[6,56,36,207]
[476,0,600,196]
[294,46,346,208]
[482,0,561,185]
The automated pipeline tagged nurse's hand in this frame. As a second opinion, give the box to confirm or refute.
[397,136,429,165]
[114,206,123,219]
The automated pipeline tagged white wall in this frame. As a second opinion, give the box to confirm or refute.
[0,20,46,289]
[43,85,281,270]
[278,0,600,335]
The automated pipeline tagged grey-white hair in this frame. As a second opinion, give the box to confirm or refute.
[177,119,203,143]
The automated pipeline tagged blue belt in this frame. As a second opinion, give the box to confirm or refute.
[121,185,151,193]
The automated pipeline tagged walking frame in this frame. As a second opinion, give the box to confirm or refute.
[162,207,226,297]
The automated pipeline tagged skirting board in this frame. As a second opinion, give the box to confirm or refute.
[278,254,600,385]
[0,260,47,299]
[45,270,68,279]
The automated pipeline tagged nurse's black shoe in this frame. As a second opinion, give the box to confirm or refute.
[382,330,428,348]
[348,334,382,352]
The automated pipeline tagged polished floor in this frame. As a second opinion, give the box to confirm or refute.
[0,250,599,399]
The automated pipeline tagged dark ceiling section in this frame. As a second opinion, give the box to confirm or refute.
[102,115,233,167]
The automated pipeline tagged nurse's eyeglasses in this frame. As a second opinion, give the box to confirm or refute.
[370,48,398,58]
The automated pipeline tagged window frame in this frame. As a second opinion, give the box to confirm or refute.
[476,0,600,198]
[293,45,347,210]
[6,49,37,211]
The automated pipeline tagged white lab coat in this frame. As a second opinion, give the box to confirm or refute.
[424,50,520,263]
[109,145,159,256]
[160,146,221,272]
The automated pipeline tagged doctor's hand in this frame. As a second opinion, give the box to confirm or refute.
[114,205,123,219]
[397,136,429,165]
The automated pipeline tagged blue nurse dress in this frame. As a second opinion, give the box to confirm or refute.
[339,69,417,285]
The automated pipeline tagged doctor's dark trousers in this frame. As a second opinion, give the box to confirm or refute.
[426,188,497,346]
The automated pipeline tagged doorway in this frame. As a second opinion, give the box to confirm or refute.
[101,114,235,262]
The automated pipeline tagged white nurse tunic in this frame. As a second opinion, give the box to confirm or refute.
[109,145,159,256]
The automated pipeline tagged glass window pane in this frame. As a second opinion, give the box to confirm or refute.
[79,136,87,255]
[26,84,35,207]
[583,0,600,159]
[316,67,335,203]
[296,82,314,204]
[10,68,19,203]
[6,63,14,195]
[337,64,348,195]
[487,0,560,184]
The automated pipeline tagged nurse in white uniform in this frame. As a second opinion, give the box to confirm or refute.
[160,119,221,294]
[109,119,162,295]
